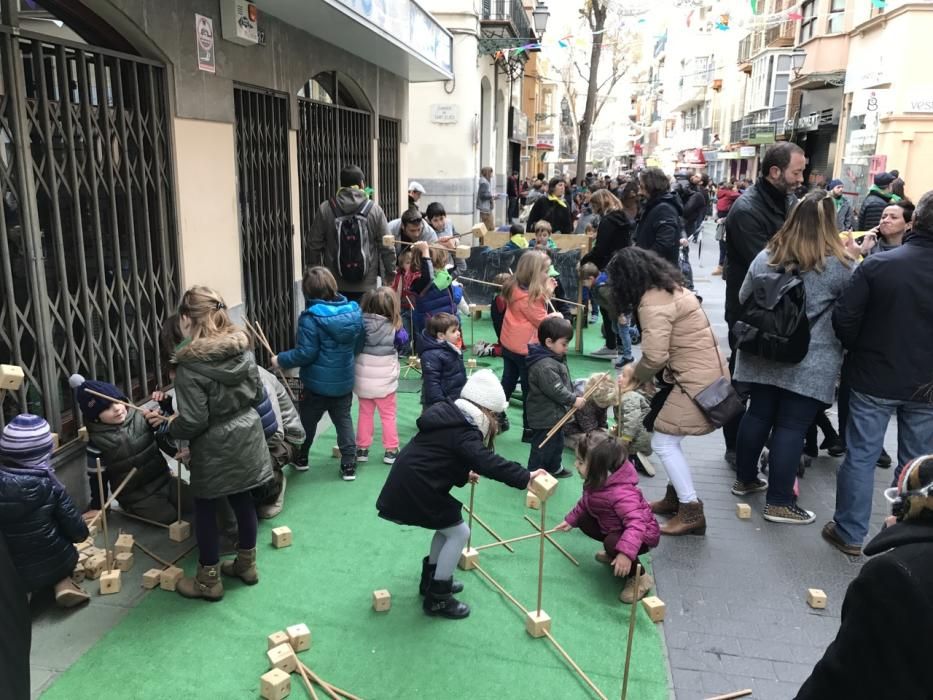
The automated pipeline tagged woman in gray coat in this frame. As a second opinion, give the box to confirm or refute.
[731,192,854,524]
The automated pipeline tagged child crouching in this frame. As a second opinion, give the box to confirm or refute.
[556,433,660,603]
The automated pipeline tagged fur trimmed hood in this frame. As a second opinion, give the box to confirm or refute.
[175,329,252,364]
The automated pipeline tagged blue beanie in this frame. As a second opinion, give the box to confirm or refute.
[827,179,843,190]
[69,373,126,422]
[0,414,53,468]
[874,172,895,187]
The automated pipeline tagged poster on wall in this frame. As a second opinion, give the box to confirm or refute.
[195,14,216,74]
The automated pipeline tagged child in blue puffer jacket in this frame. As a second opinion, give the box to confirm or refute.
[410,242,463,353]
[274,267,364,481]
[420,312,467,407]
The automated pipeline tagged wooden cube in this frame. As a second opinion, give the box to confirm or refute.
[0,363,24,390]
[266,643,298,674]
[88,521,100,537]
[78,551,89,565]
[271,526,293,549]
[736,503,752,520]
[642,596,666,623]
[526,491,541,510]
[286,623,311,652]
[99,569,121,595]
[525,610,552,638]
[331,445,341,458]
[457,547,479,571]
[471,222,488,238]
[372,589,391,612]
[267,630,290,650]
[72,564,86,584]
[260,667,291,700]
[51,433,60,450]
[455,244,470,259]
[78,425,89,442]
[807,588,827,610]
[115,551,134,572]
[529,472,558,502]
[77,537,94,552]
[466,359,477,369]
[382,234,395,248]
[169,520,191,542]
[114,533,134,554]
[159,566,184,591]
[141,568,161,589]
[84,554,106,580]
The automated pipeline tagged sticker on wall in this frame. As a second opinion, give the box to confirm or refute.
[196,14,216,74]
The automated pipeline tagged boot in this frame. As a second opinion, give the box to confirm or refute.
[650,483,679,516]
[419,557,463,595]
[220,548,259,585]
[660,500,706,536]
[620,573,655,604]
[423,578,470,619]
[54,578,90,608]
[176,563,224,601]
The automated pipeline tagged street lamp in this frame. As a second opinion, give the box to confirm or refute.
[532,1,550,38]
[791,51,806,78]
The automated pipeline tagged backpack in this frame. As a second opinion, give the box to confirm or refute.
[732,268,814,364]
[330,198,374,283]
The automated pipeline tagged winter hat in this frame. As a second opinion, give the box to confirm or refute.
[874,172,896,188]
[884,455,933,521]
[827,179,843,190]
[458,369,508,416]
[69,373,126,422]
[0,414,53,468]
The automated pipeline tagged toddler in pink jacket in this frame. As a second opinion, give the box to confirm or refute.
[556,432,661,603]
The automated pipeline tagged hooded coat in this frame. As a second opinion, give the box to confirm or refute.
[564,378,609,441]
[419,330,467,405]
[526,195,573,234]
[715,187,740,217]
[580,209,634,270]
[169,330,273,499]
[857,187,897,231]
[354,313,400,400]
[376,401,531,529]
[525,343,575,430]
[635,192,683,266]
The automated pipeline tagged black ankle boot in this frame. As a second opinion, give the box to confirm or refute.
[497,412,510,433]
[419,557,463,595]
[423,578,470,619]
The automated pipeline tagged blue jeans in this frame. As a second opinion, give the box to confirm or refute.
[612,319,633,361]
[736,384,822,506]
[833,390,933,545]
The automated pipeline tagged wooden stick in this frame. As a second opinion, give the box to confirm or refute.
[544,630,608,700]
[473,563,529,614]
[461,505,515,553]
[176,461,183,524]
[133,541,172,568]
[255,321,297,400]
[87,467,139,529]
[473,527,561,551]
[621,563,642,700]
[244,319,297,401]
[458,276,586,308]
[83,388,142,413]
[95,458,112,571]
[575,264,585,354]
[704,692,753,700]
[112,509,171,529]
[394,238,459,256]
[539,373,611,448]
[299,663,341,700]
[296,662,320,700]
[522,515,580,566]
[466,481,476,550]
[537,500,547,615]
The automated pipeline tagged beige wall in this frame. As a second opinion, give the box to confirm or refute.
[173,118,242,307]
[798,34,849,74]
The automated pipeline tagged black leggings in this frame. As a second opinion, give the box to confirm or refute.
[194,491,257,565]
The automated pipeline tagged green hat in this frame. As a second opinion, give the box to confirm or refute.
[547,265,560,278]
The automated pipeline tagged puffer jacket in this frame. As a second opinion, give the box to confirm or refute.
[419,330,466,405]
[411,257,463,341]
[620,390,653,455]
[0,462,88,591]
[716,187,740,217]
[632,287,729,436]
[278,295,364,397]
[256,386,278,439]
[354,313,400,400]
[526,343,575,430]
[169,330,273,499]
[635,192,683,266]
[563,460,661,562]
[501,286,549,356]
[857,187,898,231]
[257,367,305,446]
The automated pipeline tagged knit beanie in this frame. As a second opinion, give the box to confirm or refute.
[874,172,895,188]
[826,179,843,190]
[458,369,508,414]
[69,373,126,422]
[0,414,53,468]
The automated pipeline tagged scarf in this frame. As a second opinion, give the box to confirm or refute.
[548,195,567,208]
[455,398,490,439]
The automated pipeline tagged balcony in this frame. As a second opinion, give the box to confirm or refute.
[481,0,533,41]
[764,20,795,48]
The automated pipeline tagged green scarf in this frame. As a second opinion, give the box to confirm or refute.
[869,185,901,203]
[434,268,452,291]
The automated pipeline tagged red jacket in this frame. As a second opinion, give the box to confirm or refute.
[564,460,661,561]
[392,267,420,312]
[500,286,548,356]
[716,187,741,217]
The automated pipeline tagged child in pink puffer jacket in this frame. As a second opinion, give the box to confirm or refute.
[556,432,661,603]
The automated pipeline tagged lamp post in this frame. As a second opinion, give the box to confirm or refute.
[789,51,807,142]
[532,1,550,37]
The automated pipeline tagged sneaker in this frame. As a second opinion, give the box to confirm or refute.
[724,449,737,470]
[731,478,768,496]
[821,437,846,457]
[292,459,309,472]
[551,468,573,479]
[340,464,357,481]
[821,521,862,556]
[762,503,815,524]
[614,356,634,369]
[591,345,617,357]
[589,314,599,324]
[876,448,892,469]
[594,551,612,564]
[383,449,398,465]
[356,448,369,463]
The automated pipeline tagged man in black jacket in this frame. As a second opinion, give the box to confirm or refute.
[635,167,683,266]
[0,534,29,700]
[857,171,898,231]
[682,173,709,243]
[823,190,933,556]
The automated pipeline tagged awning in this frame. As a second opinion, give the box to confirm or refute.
[258,0,453,81]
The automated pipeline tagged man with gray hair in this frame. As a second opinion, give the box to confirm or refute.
[824,190,933,556]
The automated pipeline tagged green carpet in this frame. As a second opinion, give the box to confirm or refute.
[41,317,668,700]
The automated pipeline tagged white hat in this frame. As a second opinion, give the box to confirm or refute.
[408,181,426,194]
[458,369,508,414]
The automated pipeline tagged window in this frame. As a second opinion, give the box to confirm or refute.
[800,0,816,42]
[827,0,845,33]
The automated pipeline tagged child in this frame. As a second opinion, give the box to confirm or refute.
[391,248,419,354]
[620,383,656,477]
[376,369,549,619]
[146,286,273,601]
[354,287,402,465]
[555,432,661,603]
[564,372,619,452]
[580,262,600,325]
[0,415,90,607]
[275,267,364,481]
[474,272,511,360]
[592,269,635,367]
[420,312,467,407]
[526,316,586,478]
[534,220,558,250]
[410,242,464,351]
[504,223,529,250]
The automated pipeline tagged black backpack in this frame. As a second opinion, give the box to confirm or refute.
[733,267,815,364]
[330,198,374,283]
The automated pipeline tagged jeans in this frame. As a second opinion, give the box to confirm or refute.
[356,394,399,450]
[718,239,726,266]
[736,384,822,506]
[500,347,529,428]
[194,490,257,565]
[298,391,356,465]
[833,390,933,545]
[613,319,633,361]
[529,429,564,474]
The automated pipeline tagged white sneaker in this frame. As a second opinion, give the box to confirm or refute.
[591,346,616,357]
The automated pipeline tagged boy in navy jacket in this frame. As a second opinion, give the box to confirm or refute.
[420,313,467,407]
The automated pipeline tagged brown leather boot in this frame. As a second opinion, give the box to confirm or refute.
[650,483,679,516]
[220,547,259,585]
[176,563,224,601]
[660,500,706,536]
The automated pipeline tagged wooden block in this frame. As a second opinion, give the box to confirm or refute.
[51,433,60,450]
[524,610,552,638]
[115,551,134,572]
[78,551,89,565]
[266,643,298,674]
[642,596,666,622]
[372,589,391,612]
[114,533,134,554]
[84,554,106,580]
[736,503,752,519]
[807,588,827,609]
[0,363,24,390]
[271,526,293,549]
[260,667,292,700]
[72,564,86,584]
[466,359,477,369]
[141,568,161,589]
[525,491,541,510]
[471,222,488,238]
[382,234,395,247]
[168,520,190,542]
[78,425,89,442]
[457,547,478,571]
[88,521,99,537]
[77,537,94,552]
[267,630,290,650]
[455,244,470,259]
[331,445,341,458]
[159,565,183,591]
[286,623,311,651]
[99,568,121,595]
[529,472,558,502]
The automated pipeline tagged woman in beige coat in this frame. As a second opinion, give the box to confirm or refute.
[609,247,729,535]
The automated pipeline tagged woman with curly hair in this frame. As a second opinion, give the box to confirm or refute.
[608,247,729,536]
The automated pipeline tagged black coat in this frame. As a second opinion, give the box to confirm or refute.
[682,186,708,230]
[857,189,897,231]
[526,196,573,234]
[376,401,531,529]
[723,179,797,325]
[0,534,29,700]
[0,464,88,591]
[580,210,634,270]
[635,193,683,267]
[833,234,933,401]
[419,331,467,406]
[796,520,933,700]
